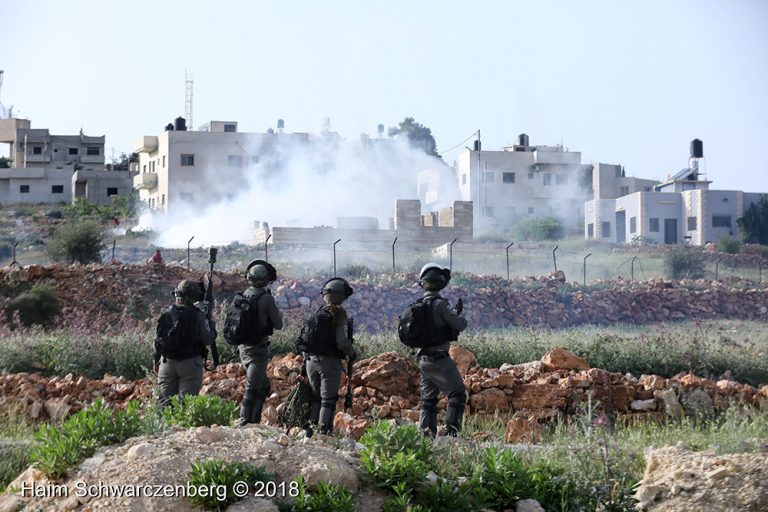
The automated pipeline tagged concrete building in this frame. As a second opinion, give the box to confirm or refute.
[419,134,594,233]
[585,140,766,245]
[133,118,310,212]
[0,118,132,205]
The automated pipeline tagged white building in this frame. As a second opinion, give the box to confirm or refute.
[133,118,310,212]
[419,134,597,233]
[585,140,766,245]
[0,118,132,205]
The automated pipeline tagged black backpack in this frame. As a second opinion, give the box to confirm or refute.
[398,297,456,348]
[154,305,200,360]
[222,289,269,346]
[296,307,346,358]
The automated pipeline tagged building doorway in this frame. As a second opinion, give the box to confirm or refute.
[615,211,626,244]
[664,218,678,244]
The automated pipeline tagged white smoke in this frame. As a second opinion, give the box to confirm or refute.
[140,134,460,247]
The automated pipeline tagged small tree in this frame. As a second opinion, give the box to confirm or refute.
[717,235,741,254]
[388,117,440,158]
[515,217,565,241]
[46,220,105,264]
[737,195,768,245]
[9,284,60,326]
[664,247,706,279]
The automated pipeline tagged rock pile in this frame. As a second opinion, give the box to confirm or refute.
[1,263,767,332]
[3,347,766,441]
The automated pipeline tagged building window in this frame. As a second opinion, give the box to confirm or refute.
[180,154,195,166]
[86,147,100,156]
[107,187,118,196]
[543,174,552,185]
[484,207,495,217]
[68,148,78,155]
[161,194,165,206]
[630,216,637,234]
[32,146,42,155]
[644,186,652,192]
[555,174,567,185]
[461,174,467,185]
[620,186,629,196]
[228,155,243,167]
[528,207,534,214]
[712,215,732,228]
[484,172,494,183]
[601,222,611,237]
[224,124,236,132]
[51,185,64,194]
[649,218,659,232]
[687,216,697,231]
[722,197,729,203]
[20,185,30,193]
[143,164,147,173]
[502,172,515,184]
[588,223,594,237]
[528,172,534,180]
[161,155,165,168]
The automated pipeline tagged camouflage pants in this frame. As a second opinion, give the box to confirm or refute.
[306,355,343,433]
[157,356,204,407]
[418,353,467,436]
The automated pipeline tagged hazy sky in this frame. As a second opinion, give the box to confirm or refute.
[1,0,766,192]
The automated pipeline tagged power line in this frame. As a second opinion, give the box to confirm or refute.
[438,130,479,155]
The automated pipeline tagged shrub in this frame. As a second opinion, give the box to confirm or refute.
[0,441,31,492]
[413,478,477,512]
[46,219,105,264]
[717,236,741,254]
[187,459,273,510]
[45,210,64,219]
[342,263,373,279]
[31,400,145,478]
[163,395,238,428]
[515,217,565,241]
[360,422,433,491]
[284,477,354,512]
[8,283,60,326]
[664,247,705,279]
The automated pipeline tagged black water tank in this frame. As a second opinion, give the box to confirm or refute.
[473,140,482,151]
[690,139,703,159]
[164,123,174,131]
[174,117,187,131]
[277,119,285,130]
[519,133,529,146]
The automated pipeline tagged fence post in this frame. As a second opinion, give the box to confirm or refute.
[112,239,116,260]
[715,259,719,281]
[10,242,19,268]
[187,236,195,271]
[760,261,764,284]
[392,237,398,274]
[449,238,458,270]
[505,242,514,280]
[552,245,559,272]
[631,256,638,280]
[583,253,592,285]
[333,239,341,277]
[264,233,272,263]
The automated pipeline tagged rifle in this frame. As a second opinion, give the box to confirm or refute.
[344,317,355,411]
[202,247,220,371]
[455,298,464,315]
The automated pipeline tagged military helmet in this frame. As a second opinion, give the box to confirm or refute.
[245,259,277,286]
[418,262,451,291]
[322,277,354,299]
[174,279,204,302]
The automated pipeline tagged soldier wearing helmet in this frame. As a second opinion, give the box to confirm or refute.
[415,262,468,438]
[237,259,283,426]
[153,279,215,407]
[298,277,357,436]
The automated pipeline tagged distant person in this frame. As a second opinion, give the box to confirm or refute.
[223,260,283,426]
[399,263,467,438]
[153,279,215,407]
[148,249,164,267]
[297,277,357,436]
[111,216,120,227]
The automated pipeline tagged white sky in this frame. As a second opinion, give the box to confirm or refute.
[1,0,767,192]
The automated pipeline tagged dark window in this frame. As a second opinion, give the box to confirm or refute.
[86,147,100,156]
[649,218,659,232]
[528,172,534,180]
[630,216,637,234]
[224,124,236,132]
[32,146,42,155]
[107,187,118,196]
[228,155,243,167]
[162,155,166,168]
[712,215,732,228]
[20,185,30,193]
[588,223,594,237]
[687,216,697,231]
[502,172,515,184]
[51,185,64,194]
[180,154,195,166]
[484,206,494,217]
[543,174,552,185]
[644,186,652,191]
[722,197,729,203]
[601,222,611,237]
[528,207,534,214]
[68,148,78,155]
[620,186,629,196]
[555,174,567,185]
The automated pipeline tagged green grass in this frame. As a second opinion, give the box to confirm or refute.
[0,404,35,491]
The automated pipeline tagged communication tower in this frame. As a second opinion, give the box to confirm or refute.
[185,70,194,130]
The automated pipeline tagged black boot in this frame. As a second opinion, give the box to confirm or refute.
[444,404,465,437]
[419,400,438,438]
[306,400,321,437]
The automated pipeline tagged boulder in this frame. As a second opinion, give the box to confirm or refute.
[540,347,590,372]
[504,417,542,444]
[449,345,477,375]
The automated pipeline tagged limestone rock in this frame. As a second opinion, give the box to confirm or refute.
[540,347,590,372]
[504,417,541,444]
[516,498,546,512]
[299,454,359,492]
[449,345,477,375]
